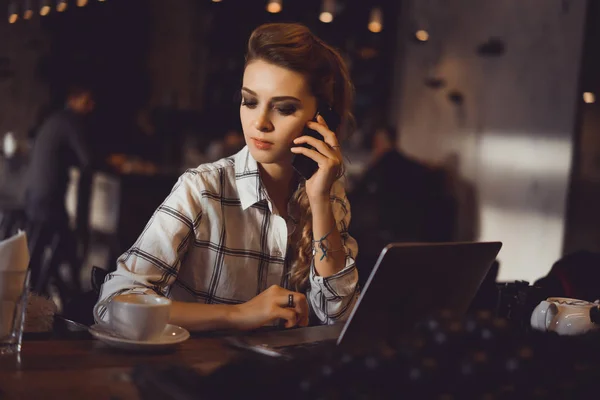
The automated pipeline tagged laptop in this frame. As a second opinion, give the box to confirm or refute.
[229,241,502,356]
[335,241,502,349]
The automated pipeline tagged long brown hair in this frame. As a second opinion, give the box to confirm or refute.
[245,23,355,291]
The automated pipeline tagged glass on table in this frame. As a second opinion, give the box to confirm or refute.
[0,270,30,355]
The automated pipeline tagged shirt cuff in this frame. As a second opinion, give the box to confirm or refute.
[309,253,358,300]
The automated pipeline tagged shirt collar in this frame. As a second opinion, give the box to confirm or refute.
[234,146,268,210]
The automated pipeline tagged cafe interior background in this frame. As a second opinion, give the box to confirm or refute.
[0,0,599,308]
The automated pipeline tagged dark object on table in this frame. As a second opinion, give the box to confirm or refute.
[496,281,543,331]
[534,250,600,302]
[495,251,600,331]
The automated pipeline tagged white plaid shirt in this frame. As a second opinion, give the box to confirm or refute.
[97,146,359,325]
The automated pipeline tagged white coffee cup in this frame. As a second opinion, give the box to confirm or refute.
[94,294,171,341]
[530,297,599,336]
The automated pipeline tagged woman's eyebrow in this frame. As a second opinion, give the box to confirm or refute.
[241,87,301,103]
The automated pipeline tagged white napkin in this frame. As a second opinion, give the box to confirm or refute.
[0,230,29,272]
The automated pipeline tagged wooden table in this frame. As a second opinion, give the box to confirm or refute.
[0,325,342,399]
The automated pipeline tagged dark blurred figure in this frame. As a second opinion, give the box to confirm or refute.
[24,84,96,300]
[443,153,479,242]
[27,104,56,141]
[534,251,600,302]
[349,126,456,286]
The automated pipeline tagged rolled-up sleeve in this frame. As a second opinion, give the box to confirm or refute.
[95,171,202,323]
[307,181,359,324]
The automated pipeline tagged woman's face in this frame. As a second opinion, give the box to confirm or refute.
[240,59,317,166]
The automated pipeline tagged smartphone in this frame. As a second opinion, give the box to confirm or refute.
[292,102,341,180]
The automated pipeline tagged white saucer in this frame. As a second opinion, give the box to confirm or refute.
[89,324,190,351]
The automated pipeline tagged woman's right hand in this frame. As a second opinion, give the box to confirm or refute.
[231,285,309,330]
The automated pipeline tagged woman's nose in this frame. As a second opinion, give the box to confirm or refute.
[254,111,274,132]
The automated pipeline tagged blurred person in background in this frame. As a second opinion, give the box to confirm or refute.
[25,84,96,298]
[349,126,456,286]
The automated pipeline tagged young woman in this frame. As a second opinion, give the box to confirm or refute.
[96,23,359,331]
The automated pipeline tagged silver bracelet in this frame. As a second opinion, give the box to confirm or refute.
[312,243,345,261]
[312,222,344,261]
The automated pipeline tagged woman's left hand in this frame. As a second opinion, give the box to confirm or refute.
[291,114,342,203]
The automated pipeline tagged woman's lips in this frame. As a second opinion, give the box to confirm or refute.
[251,138,274,150]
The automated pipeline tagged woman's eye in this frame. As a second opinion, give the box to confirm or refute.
[241,98,257,108]
[275,105,297,116]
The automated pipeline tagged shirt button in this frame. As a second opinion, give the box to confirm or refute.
[273,250,282,257]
